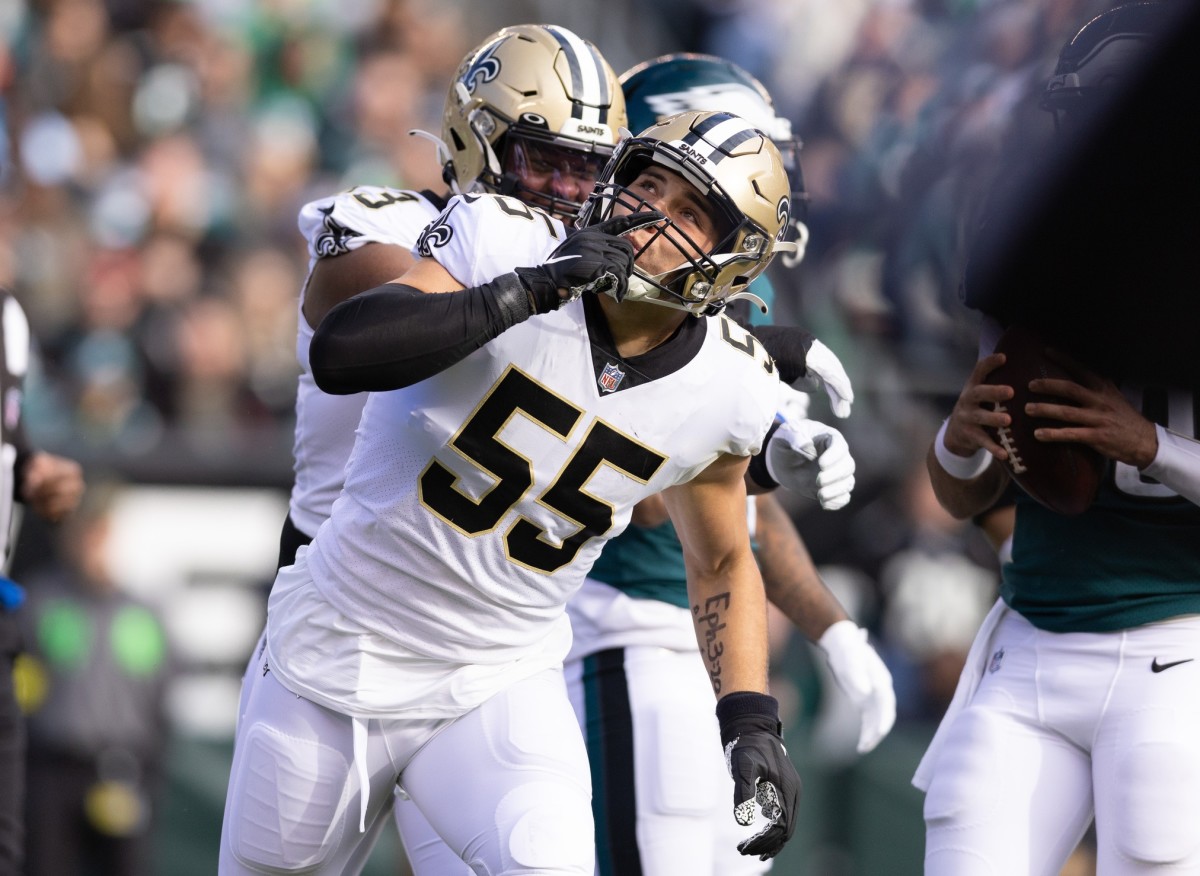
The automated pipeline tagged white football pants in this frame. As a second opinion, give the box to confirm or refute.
[565,645,772,876]
[221,660,594,875]
[236,631,474,876]
[924,610,1200,875]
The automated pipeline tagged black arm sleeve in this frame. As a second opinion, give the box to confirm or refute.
[310,274,536,394]
[744,325,815,385]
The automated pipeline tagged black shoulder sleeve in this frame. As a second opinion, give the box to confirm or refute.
[309,274,535,394]
[744,324,815,385]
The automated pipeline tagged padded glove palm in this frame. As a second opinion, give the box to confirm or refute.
[765,416,856,510]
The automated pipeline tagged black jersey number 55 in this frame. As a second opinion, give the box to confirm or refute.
[420,366,667,574]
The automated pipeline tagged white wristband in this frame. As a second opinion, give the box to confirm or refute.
[934,418,992,480]
[1142,424,1200,506]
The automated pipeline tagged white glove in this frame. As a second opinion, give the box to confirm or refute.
[818,620,896,754]
[765,417,856,510]
[776,383,810,422]
[795,339,853,418]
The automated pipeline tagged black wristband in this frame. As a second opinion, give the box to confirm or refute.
[514,266,563,314]
[717,691,781,727]
[746,419,784,492]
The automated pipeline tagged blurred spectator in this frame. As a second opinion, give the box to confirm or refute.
[0,282,87,876]
[877,458,999,721]
[0,0,1121,470]
[16,481,173,876]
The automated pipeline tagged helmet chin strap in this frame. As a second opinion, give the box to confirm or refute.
[725,288,769,314]
[778,221,809,269]
[613,274,768,317]
[617,274,666,305]
[498,172,521,197]
[475,128,504,187]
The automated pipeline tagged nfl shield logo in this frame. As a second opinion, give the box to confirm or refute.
[988,647,1005,673]
[598,362,625,393]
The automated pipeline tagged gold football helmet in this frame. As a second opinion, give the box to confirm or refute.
[439,24,625,220]
[578,110,792,316]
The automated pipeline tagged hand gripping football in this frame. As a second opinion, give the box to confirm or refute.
[983,325,1105,516]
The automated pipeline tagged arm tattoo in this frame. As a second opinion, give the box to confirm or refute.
[693,592,731,695]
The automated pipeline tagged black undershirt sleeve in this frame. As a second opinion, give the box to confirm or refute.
[309,275,537,394]
[743,324,815,385]
[746,419,784,493]
[725,308,815,385]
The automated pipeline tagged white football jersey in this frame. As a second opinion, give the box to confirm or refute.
[289,185,446,537]
[268,194,781,718]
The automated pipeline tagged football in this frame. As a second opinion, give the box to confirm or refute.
[983,325,1106,516]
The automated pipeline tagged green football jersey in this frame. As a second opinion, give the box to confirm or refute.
[1001,386,1200,632]
[587,520,690,608]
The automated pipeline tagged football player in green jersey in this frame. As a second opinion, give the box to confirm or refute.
[918,4,1200,874]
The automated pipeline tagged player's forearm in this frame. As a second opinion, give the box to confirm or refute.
[926,440,1010,520]
[754,495,848,642]
[309,277,536,394]
[687,557,771,698]
[303,242,416,329]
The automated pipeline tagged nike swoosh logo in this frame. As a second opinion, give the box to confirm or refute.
[1151,657,1195,673]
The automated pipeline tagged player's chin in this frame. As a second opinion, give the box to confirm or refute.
[633,249,677,277]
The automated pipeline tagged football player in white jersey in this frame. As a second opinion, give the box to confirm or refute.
[279,23,626,572]
[565,54,894,876]
[241,22,626,876]
[220,110,804,875]
[254,26,849,876]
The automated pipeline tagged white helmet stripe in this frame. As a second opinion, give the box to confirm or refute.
[545,25,608,124]
[682,113,760,163]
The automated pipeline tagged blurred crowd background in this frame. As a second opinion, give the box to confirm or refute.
[0,0,1120,873]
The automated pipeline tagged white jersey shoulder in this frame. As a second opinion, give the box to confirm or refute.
[287,186,444,542]
[298,185,444,263]
[415,193,568,288]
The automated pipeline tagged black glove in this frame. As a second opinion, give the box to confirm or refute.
[515,211,663,312]
[716,691,801,861]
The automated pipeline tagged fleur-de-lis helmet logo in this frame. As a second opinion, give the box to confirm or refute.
[460,41,503,94]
